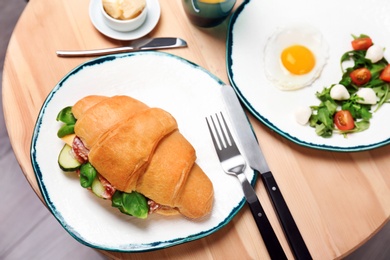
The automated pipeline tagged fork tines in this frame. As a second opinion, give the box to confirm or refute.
[206,112,240,159]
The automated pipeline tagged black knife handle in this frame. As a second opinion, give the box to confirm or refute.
[247,195,287,260]
[262,171,312,260]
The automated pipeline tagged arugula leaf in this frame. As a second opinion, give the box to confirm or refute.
[351,34,371,40]
[309,91,337,138]
[340,50,370,72]
[315,86,331,101]
[337,120,370,136]
[315,123,333,138]
[374,84,390,111]
[370,62,387,78]
[369,78,387,88]
[341,95,372,120]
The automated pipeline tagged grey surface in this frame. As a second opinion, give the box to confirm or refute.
[0,1,389,260]
[345,223,390,260]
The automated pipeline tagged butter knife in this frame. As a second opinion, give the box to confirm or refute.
[56,37,187,57]
[222,85,312,260]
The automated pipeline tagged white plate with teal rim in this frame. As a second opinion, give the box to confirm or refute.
[30,52,256,252]
[227,0,390,152]
[89,0,160,41]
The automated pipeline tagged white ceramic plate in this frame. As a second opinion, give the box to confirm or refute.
[31,52,256,252]
[227,0,390,152]
[89,0,160,41]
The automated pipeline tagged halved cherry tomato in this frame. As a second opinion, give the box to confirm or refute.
[350,68,371,86]
[334,110,354,131]
[351,37,373,51]
[380,64,390,82]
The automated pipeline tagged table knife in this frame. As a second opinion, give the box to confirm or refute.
[56,37,187,57]
[221,85,312,260]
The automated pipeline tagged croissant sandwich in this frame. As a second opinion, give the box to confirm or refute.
[56,95,213,219]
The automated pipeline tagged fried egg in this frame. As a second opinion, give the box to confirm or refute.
[263,25,329,90]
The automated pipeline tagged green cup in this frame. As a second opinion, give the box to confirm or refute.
[182,0,237,28]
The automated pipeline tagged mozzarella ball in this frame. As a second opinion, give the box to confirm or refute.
[330,84,350,100]
[294,106,312,125]
[365,45,384,63]
[356,88,377,105]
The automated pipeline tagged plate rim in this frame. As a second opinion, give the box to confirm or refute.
[30,51,255,252]
[226,0,390,152]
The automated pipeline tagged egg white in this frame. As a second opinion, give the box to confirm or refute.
[263,25,329,90]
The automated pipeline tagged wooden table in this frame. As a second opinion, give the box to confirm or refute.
[3,0,390,259]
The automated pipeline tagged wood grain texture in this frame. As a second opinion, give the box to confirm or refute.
[2,0,389,259]
[1,2,106,259]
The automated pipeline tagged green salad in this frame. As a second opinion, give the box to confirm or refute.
[309,34,390,138]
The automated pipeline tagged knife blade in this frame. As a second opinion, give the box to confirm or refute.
[56,37,187,57]
[221,85,312,260]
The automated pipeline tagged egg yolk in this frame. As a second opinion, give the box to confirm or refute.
[281,45,315,75]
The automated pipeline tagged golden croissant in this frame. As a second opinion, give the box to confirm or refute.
[63,95,213,219]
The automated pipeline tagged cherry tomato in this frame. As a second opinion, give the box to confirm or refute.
[380,64,390,82]
[350,68,371,86]
[334,110,354,131]
[351,37,373,50]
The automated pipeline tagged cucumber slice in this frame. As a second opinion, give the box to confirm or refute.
[58,144,81,172]
[91,177,106,198]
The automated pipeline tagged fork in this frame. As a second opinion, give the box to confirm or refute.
[206,112,287,260]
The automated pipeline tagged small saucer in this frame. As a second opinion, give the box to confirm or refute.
[89,0,161,41]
